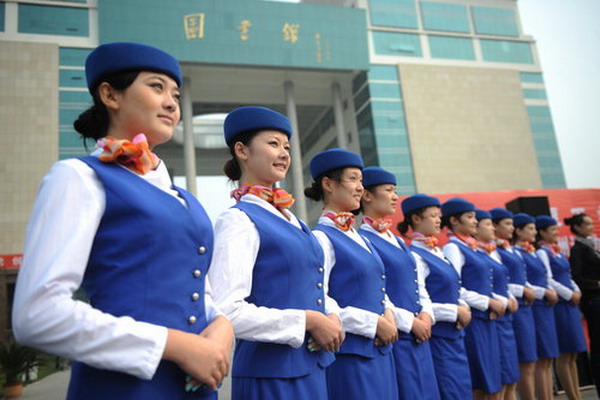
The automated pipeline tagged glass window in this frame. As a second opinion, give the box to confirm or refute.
[480,39,533,64]
[429,35,475,60]
[60,48,91,67]
[354,85,371,111]
[60,69,87,88]
[471,6,519,37]
[421,2,470,33]
[523,88,547,100]
[368,65,399,81]
[353,71,368,94]
[526,106,566,188]
[369,0,418,29]
[520,72,544,83]
[0,2,5,32]
[369,82,401,99]
[372,31,422,57]
[18,4,89,36]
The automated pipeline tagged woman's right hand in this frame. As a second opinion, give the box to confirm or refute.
[523,287,536,305]
[545,289,559,305]
[375,315,398,346]
[456,305,472,329]
[411,317,430,343]
[305,310,344,352]
[163,329,230,391]
[488,298,505,320]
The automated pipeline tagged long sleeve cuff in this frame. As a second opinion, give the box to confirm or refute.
[432,303,459,323]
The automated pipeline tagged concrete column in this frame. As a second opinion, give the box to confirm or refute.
[284,81,307,222]
[332,82,348,149]
[181,76,197,196]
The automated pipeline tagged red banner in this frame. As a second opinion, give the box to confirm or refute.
[0,254,23,269]
[392,188,600,253]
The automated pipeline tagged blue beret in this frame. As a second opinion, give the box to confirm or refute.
[489,207,513,221]
[441,197,475,217]
[475,209,492,221]
[401,194,441,216]
[513,213,535,228]
[309,148,364,180]
[85,42,182,92]
[224,106,291,147]
[535,215,557,229]
[362,167,396,188]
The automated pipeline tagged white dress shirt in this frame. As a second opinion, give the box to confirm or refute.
[208,194,341,349]
[313,214,396,339]
[12,157,220,380]
[443,238,493,311]
[411,240,468,323]
[359,224,435,333]
[536,248,581,301]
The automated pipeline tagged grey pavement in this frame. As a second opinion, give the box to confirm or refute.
[19,369,598,399]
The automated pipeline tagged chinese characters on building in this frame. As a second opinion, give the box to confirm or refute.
[183,13,205,40]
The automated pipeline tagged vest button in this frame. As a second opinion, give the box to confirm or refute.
[198,246,206,254]
[415,289,419,294]
[416,300,420,305]
[317,299,323,305]
[381,274,386,280]
[413,268,417,272]
[188,315,197,324]
[414,279,418,284]
[193,269,201,278]
[318,267,324,274]
[191,292,200,301]
[381,287,386,292]
[381,300,386,305]
[317,282,323,289]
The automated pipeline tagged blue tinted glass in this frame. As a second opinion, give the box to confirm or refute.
[429,35,474,60]
[369,82,401,99]
[18,4,89,36]
[523,88,547,100]
[60,48,91,66]
[372,31,422,57]
[520,72,544,83]
[60,69,87,87]
[481,39,533,64]
[368,65,399,81]
[0,3,5,32]
[421,2,469,33]
[369,0,418,28]
[471,6,518,37]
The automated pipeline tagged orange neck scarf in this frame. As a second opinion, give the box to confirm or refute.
[324,212,355,232]
[230,184,295,210]
[97,133,158,175]
[412,232,439,249]
[363,216,392,234]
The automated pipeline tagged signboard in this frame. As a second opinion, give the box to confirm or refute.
[0,254,23,269]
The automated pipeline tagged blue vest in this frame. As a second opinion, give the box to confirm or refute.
[314,225,391,358]
[515,248,548,305]
[541,248,575,302]
[497,246,529,306]
[68,157,214,400]
[480,251,513,322]
[411,246,463,339]
[231,202,334,378]
[360,230,422,341]
[451,240,493,319]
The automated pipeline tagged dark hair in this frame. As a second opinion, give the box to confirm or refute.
[304,168,345,202]
[441,211,469,231]
[397,206,430,236]
[223,130,261,181]
[492,217,510,225]
[73,71,141,145]
[564,213,588,235]
[357,184,379,214]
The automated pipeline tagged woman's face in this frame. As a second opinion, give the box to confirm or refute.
[324,167,364,212]
[576,216,595,237]
[516,223,537,242]
[539,225,559,243]
[412,206,441,236]
[362,184,398,218]
[236,130,291,186]
[109,71,181,148]
[494,218,514,240]
[452,211,477,236]
[476,218,496,242]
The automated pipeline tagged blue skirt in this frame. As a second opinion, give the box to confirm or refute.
[554,301,588,354]
[532,301,560,359]
[511,304,537,363]
[326,352,397,400]
[429,335,472,400]
[497,320,520,384]
[232,366,327,400]
[464,318,502,394]
[392,337,440,400]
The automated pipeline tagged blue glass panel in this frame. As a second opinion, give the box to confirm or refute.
[523,88,547,100]
[369,0,418,29]
[369,82,401,99]
[368,65,399,81]
[18,4,89,36]
[471,6,518,37]
[60,48,91,66]
[526,106,566,188]
[0,2,5,32]
[60,69,87,87]
[372,31,422,57]
[421,2,469,33]
[429,35,475,60]
[480,39,533,64]
[520,72,544,83]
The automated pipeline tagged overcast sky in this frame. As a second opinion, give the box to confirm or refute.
[518,0,600,188]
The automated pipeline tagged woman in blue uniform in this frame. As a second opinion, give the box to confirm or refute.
[512,213,559,400]
[358,167,440,400]
[401,194,473,400]
[442,198,505,400]
[305,149,399,400]
[474,210,520,400]
[536,215,586,400]
[207,106,343,400]
[12,42,233,399]
[490,208,538,400]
